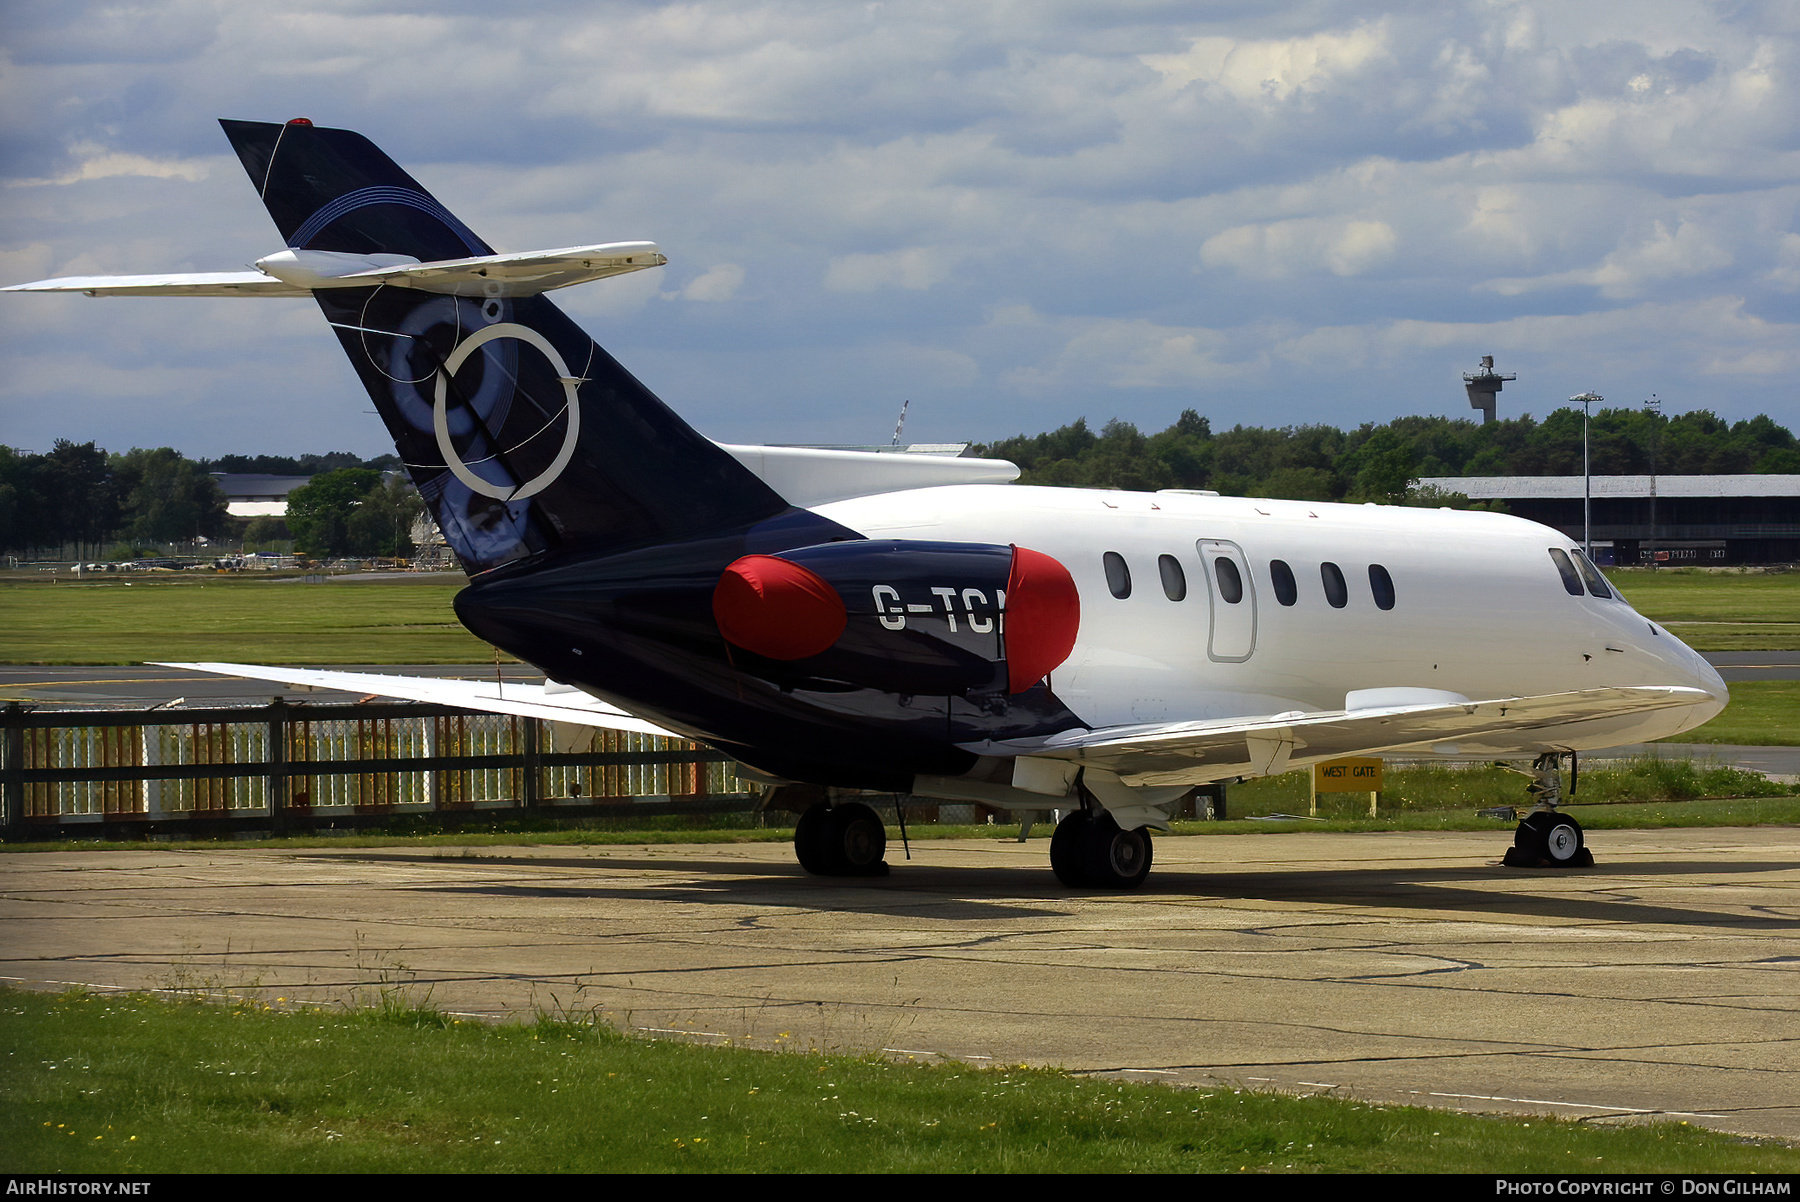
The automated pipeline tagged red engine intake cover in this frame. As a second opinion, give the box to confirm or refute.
[1005,546,1080,693]
[713,554,847,661]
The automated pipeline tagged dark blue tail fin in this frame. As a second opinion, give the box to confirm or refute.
[220,118,791,575]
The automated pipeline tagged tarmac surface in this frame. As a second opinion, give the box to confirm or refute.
[3,828,1796,1140]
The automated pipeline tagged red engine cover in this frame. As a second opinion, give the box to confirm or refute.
[1005,545,1080,693]
[713,554,847,660]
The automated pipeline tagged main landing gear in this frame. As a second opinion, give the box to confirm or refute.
[1050,808,1153,889]
[794,801,889,877]
[1500,752,1594,869]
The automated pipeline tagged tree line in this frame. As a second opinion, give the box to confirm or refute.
[972,406,1798,504]
[0,442,417,560]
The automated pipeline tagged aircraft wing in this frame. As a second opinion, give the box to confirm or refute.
[157,662,680,737]
[3,242,666,299]
[2,272,309,297]
[340,242,667,296]
[1010,685,1716,786]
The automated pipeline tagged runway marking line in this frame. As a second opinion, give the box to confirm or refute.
[1418,1089,1727,1119]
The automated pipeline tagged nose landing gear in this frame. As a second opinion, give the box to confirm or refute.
[1500,752,1594,868]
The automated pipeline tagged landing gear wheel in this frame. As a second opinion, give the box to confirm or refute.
[1050,810,1091,887]
[794,802,834,875]
[794,802,888,876]
[826,802,888,876]
[1080,813,1153,890]
[1504,811,1592,868]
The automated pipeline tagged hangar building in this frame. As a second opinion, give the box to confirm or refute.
[1413,474,1800,566]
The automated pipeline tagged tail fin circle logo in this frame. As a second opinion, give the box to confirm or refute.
[432,322,582,500]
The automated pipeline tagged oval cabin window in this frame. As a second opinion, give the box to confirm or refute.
[1103,551,1131,599]
[1158,554,1186,601]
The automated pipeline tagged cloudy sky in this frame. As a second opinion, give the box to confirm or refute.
[3,0,1797,458]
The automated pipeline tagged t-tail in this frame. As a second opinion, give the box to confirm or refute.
[218,118,796,575]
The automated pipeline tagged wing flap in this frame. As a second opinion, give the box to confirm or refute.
[1008,686,1716,785]
[156,662,680,737]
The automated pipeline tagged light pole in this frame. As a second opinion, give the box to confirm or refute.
[1570,392,1602,560]
[1643,395,1661,566]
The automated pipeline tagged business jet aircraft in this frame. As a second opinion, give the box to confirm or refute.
[7,119,1728,887]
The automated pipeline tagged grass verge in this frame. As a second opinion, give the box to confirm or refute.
[1664,681,1800,745]
[3,987,1794,1173]
[0,576,495,664]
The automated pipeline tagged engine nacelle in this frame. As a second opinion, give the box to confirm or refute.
[712,540,1079,696]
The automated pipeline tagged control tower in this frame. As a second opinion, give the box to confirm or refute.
[1462,355,1515,424]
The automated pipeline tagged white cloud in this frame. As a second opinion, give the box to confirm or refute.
[11,143,211,188]
[681,262,745,302]
[1141,21,1394,105]
[2,1,1798,454]
[823,247,951,292]
[1483,219,1735,298]
[1200,218,1397,279]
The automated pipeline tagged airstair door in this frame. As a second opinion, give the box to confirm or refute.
[1197,539,1256,662]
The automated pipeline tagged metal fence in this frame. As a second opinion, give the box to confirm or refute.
[1,699,753,838]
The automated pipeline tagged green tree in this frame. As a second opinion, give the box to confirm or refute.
[345,474,424,557]
[110,447,226,545]
[285,468,381,557]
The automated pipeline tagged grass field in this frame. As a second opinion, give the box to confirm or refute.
[4,987,1794,1174]
[5,563,1794,664]
[1668,680,1798,745]
[1606,567,1800,651]
[0,575,495,664]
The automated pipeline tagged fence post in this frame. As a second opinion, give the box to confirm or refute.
[267,699,289,835]
[521,717,540,814]
[2,702,23,836]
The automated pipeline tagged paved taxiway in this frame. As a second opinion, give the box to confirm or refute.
[3,829,1796,1139]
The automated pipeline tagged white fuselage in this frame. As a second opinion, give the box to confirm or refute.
[816,484,1728,754]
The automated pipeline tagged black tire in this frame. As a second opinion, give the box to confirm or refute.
[1050,810,1091,887]
[827,802,887,874]
[1080,812,1154,890]
[1515,811,1587,867]
[794,802,833,875]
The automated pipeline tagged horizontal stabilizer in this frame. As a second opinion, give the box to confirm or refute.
[157,662,680,737]
[4,242,666,299]
[2,271,310,297]
[981,685,1718,785]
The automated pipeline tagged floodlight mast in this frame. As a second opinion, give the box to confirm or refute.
[1644,395,1662,566]
[1571,392,1603,560]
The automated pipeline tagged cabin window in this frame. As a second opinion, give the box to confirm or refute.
[1368,564,1395,611]
[1214,557,1244,604]
[1548,548,1583,596]
[1270,559,1298,607]
[1572,549,1613,599]
[1321,561,1348,608]
[1103,551,1132,599]
[1158,554,1187,602]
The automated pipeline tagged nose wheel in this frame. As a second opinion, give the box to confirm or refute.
[1500,752,1595,868]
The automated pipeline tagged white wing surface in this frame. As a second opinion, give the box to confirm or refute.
[157,662,680,737]
[1003,686,1716,785]
[5,242,667,300]
[2,272,310,297]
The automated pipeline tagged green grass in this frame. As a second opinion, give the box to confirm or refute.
[0,575,497,664]
[1665,680,1800,745]
[1606,568,1800,651]
[4,988,1794,1173]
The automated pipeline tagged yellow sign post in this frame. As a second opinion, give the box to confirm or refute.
[1311,757,1383,816]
